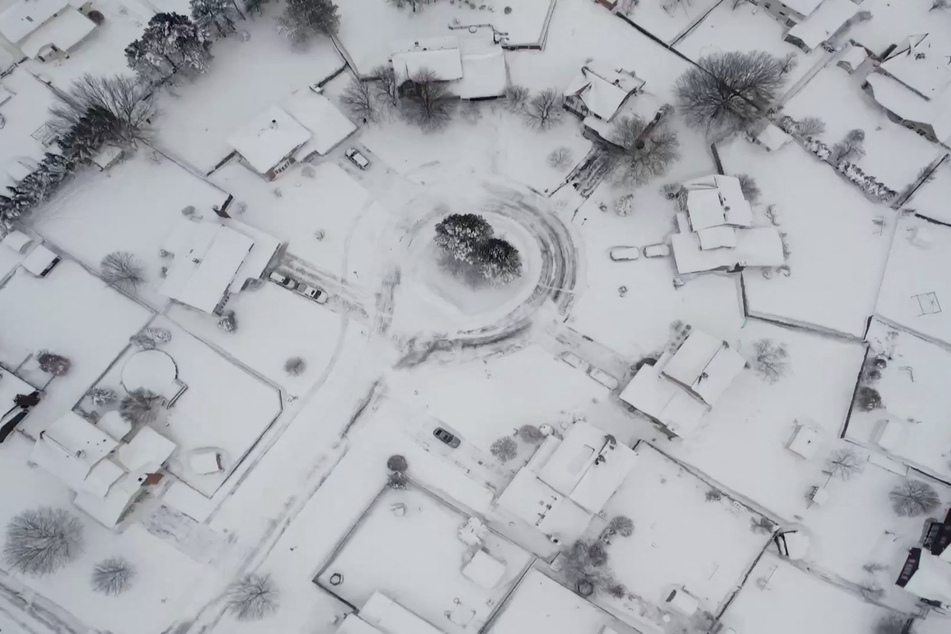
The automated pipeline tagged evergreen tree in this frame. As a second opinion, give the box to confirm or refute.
[478,238,522,284]
[190,0,243,38]
[434,213,494,263]
[278,0,340,46]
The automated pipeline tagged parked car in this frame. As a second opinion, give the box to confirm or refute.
[643,243,671,258]
[433,427,461,448]
[269,271,298,289]
[296,284,329,304]
[345,148,370,170]
[559,351,590,372]
[587,367,619,390]
[609,246,640,261]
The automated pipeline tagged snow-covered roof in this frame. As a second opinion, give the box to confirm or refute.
[224,219,281,294]
[0,67,59,190]
[686,189,726,231]
[698,225,737,250]
[663,331,746,406]
[838,44,867,71]
[0,0,68,44]
[227,105,311,174]
[336,615,385,634]
[787,424,820,459]
[671,226,785,274]
[881,34,951,100]
[0,230,33,253]
[776,531,811,560]
[564,62,644,121]
[755,123,792,151]
[21,243,58,276]
[904,551,951,608]
[31,411,118,484]
[786,0,858,51]
[782,0,824,18]
[284,88,356,156]
[18,8,95,59]
[91,144,123,170]
[160,220,255,313]
[391,37,463,85]
[865,72,951,145]
[462,550,506,589]
[82,459,125,498]
[117,426,176,473]
[454,41,507,99]
[618,361,708,438]
[496,467,592,541]
[684,175,753,230]
[73,471,143,528]
[360,592,447,634]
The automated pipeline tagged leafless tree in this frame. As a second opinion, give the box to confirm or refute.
[826,448,864,480]
[676,50,786,137]
[339,76,377,123]
[284,356,306,376]
[92,556,135,596]
[890,480,941,517]
[505,85,529,112]
[932,0,951,10]
[50,74,156,146]
[101,251,145,291]
[548,146,574,169]
[400,69,456,130]
[490,436,518,463]
[372,65,400,112]
[830,128,865,164]
[796,116,825,138]
[737,173,761,203]
[561,540,616,596]
[779,52,798,77]
[662,0,691,16]
[749,339,789,383]
[120,389,161,425]
[523,88,563,130]
[610,114,680,187]
[3,508,83,576]
[226,573,280,621]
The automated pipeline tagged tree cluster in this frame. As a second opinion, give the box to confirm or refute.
[190,0,244,38]
[433,214,522,285]
[278,0,339,47]
[125,13,212,83]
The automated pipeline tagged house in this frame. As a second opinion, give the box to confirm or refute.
[563,61,645,121]
[391,37,464,85]
[389,35,508,100]
[0,67,60,191]
[837,44,868,73]
[282,88,357,160]
[0,0,97,63]
[455,38,508,100]
[21,243,60,277]
[863,34,951,146]
[750,121,793,152]
[784,0,858,53]
[227,105,312,179]
[896,547,951,611]
[619,329,746,438]
[744,0,824,26]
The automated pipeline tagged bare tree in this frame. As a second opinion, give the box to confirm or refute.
[372,65,400,111]
[284,356,306,376]
[830,128,865,164]
[749,339,789,383]
[796,116,825,139]
[932,0,951,10]
[92,556,135,596]
[505,85,529,112]
[826,448,864,480]
[50,74,156,147]
[120,389,161,425]
[890,480,941,517]
[400,69,456,130]
[610,114,680,187]
[3,508,83,576]
[561,540,616,596]
[101,251,145,291]
[524,88,563,130]
[226,573,280,620]
[277,0,339,46]
[779,52,798,77]
[548,146,574,169]
[676,50,786,137]
[737,173,761,203]
[339,76,376,123]
[490,436,518,463]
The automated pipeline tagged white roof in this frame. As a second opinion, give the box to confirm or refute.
[336,615,385,634]
[32,411,118,483]
[496,467,592,541]
[663,331,745,406]
[838,44,867,71]
[18,8,95,58]
[462,550,506,589]
[225,219,281,294]
[360,592,446,634]
[865,72,951,145]
[904,551,951,608]
[881,34,951,100]
[98,410,131,441]
[73,471,142,528]
[786,0,858,51]
[715,175,753,226]
[162,480,214,522]
[686,189,727,231]
[777,531,811,560]
[697,226,737,250]
[564,62,644,121]
[284,89,356,156]
[189,449,222,475]
[787,425,820,459]
[454,41,507,99]
[91,144,123,170]
[0,230,33,253]
[117,426,176,473]
[782,0,824,17]
[82,459,125,498]
[665,588,699,615]
[671,227,785,274]
[0,67,58,191]
[0,0,68,44]
[755,123,792,151]
[618,361,708,437]
[227,105,311,174]
[391,37,463,85]
[21,243,58,275]
[160,221,254,313]
[683,174,753,228]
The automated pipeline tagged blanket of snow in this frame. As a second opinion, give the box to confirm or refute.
[719,139,894,338]
[904,158,951,225]
[849,0,951,56]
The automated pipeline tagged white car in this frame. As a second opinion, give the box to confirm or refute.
[559,351,590,372]
[643,243,671,258]
[345,148,370,170]
[587,367,619,390]
[269,271,298,289]
[297,284,329,304]
[609,246,640,261]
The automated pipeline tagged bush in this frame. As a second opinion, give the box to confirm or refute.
[614,194,635,216]
[561,540,616,596]
[120,388,160,425]
[854,386,883,411]
[490,436,518,463]
[737,173,761,204]
[386,455,408,472]
[91,556,135,596]
[3,508,83,576]
[890,480,940,517]
[101,251,145,292]
[130,326,172,350]
[387,471,408,489]
[217,311,237,333]
[518,424,544,443]
[284,356,306,376]
[88,386,118,407]
[608,515,634,537]
[225,573,280,621]
[37,352,71,376]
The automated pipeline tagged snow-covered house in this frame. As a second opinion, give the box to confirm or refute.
[784,0,858,53]
[896,544,951,611]
[0,0,97,63]
[0,67,60,192]
[391,37,463,85]
[750,121,793,152]
[745,0,823,26]
[282,88,357,159]
[390,36,508,100]
[863,34,951,146]
[619,329,746,438]
[359,592,447,634]
[227,105,312,180]
[563,61,645,122]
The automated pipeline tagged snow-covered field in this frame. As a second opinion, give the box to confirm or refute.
[905,158,951,225]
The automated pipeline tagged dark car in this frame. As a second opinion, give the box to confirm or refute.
[433,427,460,448]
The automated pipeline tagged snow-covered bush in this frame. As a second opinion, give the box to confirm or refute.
[217,311,237,333]
[890,480,940,517]
[490,436,518,463]
[607,515,634,537]
[284,356,306,376]
[854,386,883,411]
[278,0,340,46]
[37,351,71,376]
[130,327,172,349]
[120,389,160,425]
[518,424,544,443]
[226,573,280,621]
[91,556,135,596]
[88,386,118,407]
[3,508,83,576]
[548,147,574,169]
[386,455,408,472]
[614,194,635,216]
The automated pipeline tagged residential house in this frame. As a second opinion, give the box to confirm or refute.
[390,35,508,101]
[563,61,645,122]
[745,0,824,26]
[619,329,746,438]
[863,34,951,146]
[227,105,312,179]
[283,87,357,159]
[0,67,60,192]
[784,0,859,53]
[749,121,793,152]
[0,0,97,63]
[897,509,951,611]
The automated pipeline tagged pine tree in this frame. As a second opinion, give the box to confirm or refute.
[278,0,340,46]
[190,0,243,39]
[478,238,522,284]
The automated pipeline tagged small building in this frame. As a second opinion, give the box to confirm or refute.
[0,0,97,63]
[21,243,60,277]
[744,0,824,26]
[283,88,357,160]
[784,0,858,53]
[227,105,312,180]
[0,230,33,254]
[750,121,793,152]
[620,330,746,438]
[563,61,645,122]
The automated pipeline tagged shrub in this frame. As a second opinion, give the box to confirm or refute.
[91,556,135,596]
[490,436,518,463]
[614,194,635,216]
[505,85,529,112]
[119,388,160,425]
[548,146,573,169]
[88,386,118,407]
[225,573,280,621]
[100,251,145,291]
[284,356,306,376]
[386,455,408,472]
[130,327,171,349]
[387,471,408,489]
[737,173,761,204]
[890,480,940,517]
[3,508,83,576]
[561,540,615,596]
[854,386,883,411]
[217,311,237,333]
[518,424,544,443]
[705,489,722,502]
[608,515,634,537]
[37,352,71,376]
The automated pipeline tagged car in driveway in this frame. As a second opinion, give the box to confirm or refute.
[296,284,329,304]
[559,351,590,372]
[433,427,461,448]
[609,246,640,261]
[643,243,671,258]
[269,271,298,289]
[587,367,619,390]
[345,148,370,170]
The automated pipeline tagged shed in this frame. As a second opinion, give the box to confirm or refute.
[462,550,506,589]
[786,424,819,459]
[21,244,60,277]
[664,588,699,615]
[18,8,95,60]
[753,123,792,152]
[0,230,32,253]
[91,145,123,171]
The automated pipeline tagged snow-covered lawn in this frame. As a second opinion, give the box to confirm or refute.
[875,214,951,347]
[168,283,344,394]
[94,317,282,496]
[905,158,951,225]
[32,151,229,310]
[337,0,554,73]
[664,319,867,520]
[675,0,821,87]
[718,139,895,337]
[600,443,773,617]
[720,553,903,634]
[154,13,343,171]
[620,0,719,45]
[316,485,533,634]
[781,66,943,193]
[846,319,951,482]
[0,262,152,435]
[849,0,951,55]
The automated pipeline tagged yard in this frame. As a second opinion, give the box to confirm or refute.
[905,157,951,225]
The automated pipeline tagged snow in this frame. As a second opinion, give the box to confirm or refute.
[865,73,951,145]
[786,0,858,52]
[18,8,95,59]
[881,34,951,100]
[284,89,357,157]
[0,66,58,190]
[455,41,508,100]
[850,0,951,56]
[121,349,177,394]
[905,159,951,225]
[496,467,593,543]
[0,0,68,44]
[360,592,447,634]
[391,37,463,83]
[30,410,118,483]
[783,0,825,17]
[228,105,311,175]
[20,243,58,276]
[564,63,644,121]
[904,550,951,608]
